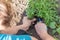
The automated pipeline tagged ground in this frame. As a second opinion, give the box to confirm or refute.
[16,0,60,40]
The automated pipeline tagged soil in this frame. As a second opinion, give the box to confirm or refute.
[27,25,41,40]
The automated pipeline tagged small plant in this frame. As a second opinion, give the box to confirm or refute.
[26,0,60,35]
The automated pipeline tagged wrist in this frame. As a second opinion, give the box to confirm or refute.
[39,32,55,40]
[38,31,48,40]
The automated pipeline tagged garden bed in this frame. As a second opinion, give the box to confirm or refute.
[13,0,60,40]
[25,0,60,40]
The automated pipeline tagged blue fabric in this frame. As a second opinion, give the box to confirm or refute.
[0,34,31,40]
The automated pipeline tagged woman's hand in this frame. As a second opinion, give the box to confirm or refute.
[22,16,36,31]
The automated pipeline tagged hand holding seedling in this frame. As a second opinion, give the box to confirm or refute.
[22,16,36,31]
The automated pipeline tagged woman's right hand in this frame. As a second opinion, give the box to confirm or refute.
[22,16,36,30]
[35,22,48,38]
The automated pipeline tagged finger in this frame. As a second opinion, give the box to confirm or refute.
[31,18,36,22]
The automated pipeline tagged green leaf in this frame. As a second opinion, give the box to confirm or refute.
[49,22,56,29]
[56,27,60,34]
[52,30,56,35]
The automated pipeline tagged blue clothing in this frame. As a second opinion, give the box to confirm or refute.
[0,34,31,40]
